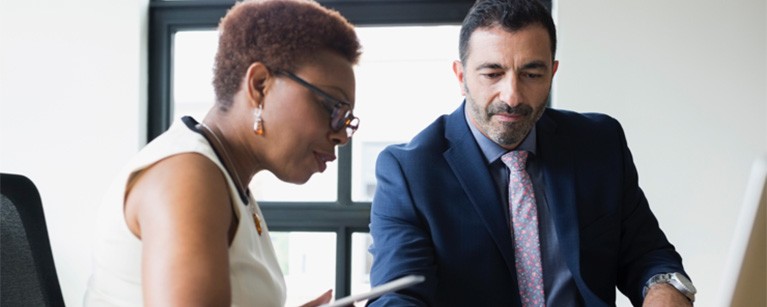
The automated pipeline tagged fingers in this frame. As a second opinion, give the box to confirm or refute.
[298,289,333,307]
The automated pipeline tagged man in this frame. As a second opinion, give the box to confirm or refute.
[367,0,695,306]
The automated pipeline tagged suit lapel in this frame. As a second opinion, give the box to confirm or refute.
[442,104,519,276]
[443,107,604,304]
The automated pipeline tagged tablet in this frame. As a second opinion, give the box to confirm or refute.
[320,274,425,307]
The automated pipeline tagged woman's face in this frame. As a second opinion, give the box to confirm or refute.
[259,50,356,184]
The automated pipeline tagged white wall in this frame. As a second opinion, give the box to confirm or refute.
[1,0,765,306]
[554,0,767,305]
[0,0,148,305]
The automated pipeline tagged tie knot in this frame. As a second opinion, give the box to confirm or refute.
[501,151,528,171]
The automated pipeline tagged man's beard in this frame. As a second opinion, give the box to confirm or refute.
[489,102,537,147]
[468,97,544,148]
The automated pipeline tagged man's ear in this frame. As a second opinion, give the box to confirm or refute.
[452,60,466,96]
[245,62,270,106]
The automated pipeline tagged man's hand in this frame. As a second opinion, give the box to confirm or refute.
[642,283,693,307]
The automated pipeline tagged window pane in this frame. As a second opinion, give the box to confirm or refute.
[172,30,336,201]
[270,231,337,306]
[351,26,464,202]
[251,168,337,202]
[351,232,373,302]
[172,30,217,121]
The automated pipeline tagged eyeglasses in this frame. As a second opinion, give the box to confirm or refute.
[276,70,359,138]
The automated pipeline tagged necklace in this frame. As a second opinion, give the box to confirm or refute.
[198,122,262,235]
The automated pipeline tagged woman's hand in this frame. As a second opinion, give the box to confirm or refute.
[299,289,333,307]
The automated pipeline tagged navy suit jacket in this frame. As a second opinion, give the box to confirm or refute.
[368,104,687,306]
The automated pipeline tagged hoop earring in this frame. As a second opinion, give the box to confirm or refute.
[254,104,264,135]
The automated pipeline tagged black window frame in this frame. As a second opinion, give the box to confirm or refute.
[148,0,550,299]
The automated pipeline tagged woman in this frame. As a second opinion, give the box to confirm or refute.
[84,0,361,306]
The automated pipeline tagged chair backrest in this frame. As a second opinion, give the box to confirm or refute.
[1,173,65,307]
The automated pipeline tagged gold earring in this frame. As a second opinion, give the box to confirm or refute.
[254,104,264,135]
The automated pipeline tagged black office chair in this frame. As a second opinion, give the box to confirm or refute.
[1,173,65,307]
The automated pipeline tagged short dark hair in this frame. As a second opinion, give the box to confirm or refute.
[213,0,361,109]
[459,0,556,63]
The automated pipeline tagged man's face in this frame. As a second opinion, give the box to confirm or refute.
[453,24,558,149]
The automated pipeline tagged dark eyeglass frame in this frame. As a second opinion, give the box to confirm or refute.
[275,70,359,138]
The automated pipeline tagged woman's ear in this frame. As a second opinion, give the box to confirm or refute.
[245,62,270,107]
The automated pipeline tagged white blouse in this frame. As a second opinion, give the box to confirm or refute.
[84,117,286,306]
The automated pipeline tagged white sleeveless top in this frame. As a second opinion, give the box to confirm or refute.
[84,117,286,306]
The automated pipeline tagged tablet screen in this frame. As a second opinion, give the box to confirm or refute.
[320,275,425,307]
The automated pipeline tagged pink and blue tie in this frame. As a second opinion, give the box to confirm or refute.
[502,151,545,306]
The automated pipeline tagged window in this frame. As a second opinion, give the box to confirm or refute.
[351,25,462,202]
[149,0,550,301]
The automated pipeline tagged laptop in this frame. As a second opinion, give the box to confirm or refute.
[718,155,767,306]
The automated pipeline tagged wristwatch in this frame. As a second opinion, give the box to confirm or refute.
[643,272,696,303]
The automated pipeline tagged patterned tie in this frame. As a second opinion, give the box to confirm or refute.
[501,151,545,306]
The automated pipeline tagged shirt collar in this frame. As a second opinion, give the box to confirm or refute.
[464,104,537,164]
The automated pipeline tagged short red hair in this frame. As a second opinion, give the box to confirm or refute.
[213,0,361,108]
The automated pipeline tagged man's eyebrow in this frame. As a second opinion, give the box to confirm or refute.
[521,60,548,70]
[475,63,505,71]
[474,61,549,71]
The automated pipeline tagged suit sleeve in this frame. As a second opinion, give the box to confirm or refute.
[613,122,688,305]
[367,148,437,307]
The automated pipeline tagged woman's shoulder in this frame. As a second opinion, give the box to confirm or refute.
[125,152,232,240]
